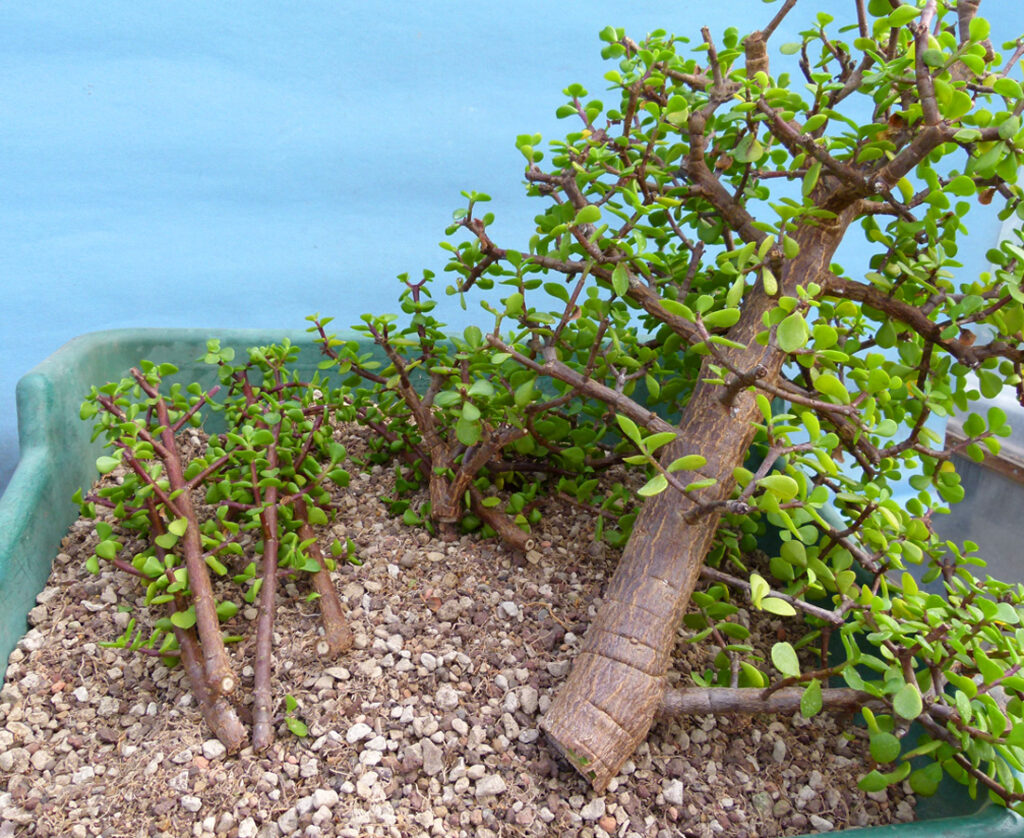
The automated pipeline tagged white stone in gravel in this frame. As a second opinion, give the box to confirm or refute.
[30,749,53,771]
[663,778,685,807]
[519,685,539,714]
[421,739,444,776]
[237,817,258,838]
[216,814,236,833]
[810,815,834,832]
[503,691,520,714]
[17,629,44,652]
[355,771,379,799]
[386,633,404,652]
[474,774,507,798]
[346,722,374,744]
[72,765,95,784]
[466,763,487,780]
[180,795,202,813]
[300,757,319,778]
[451,717,469,736]
[359,749,382,766]
[202,739,227,760]
[499,601,520,619]
[171,748,193,764]
[581,797,606,821]
[772,738,787,763]
[0,749,28,773]
[420,652,438,671]
[435,685,460,711]
[324,666,350,681]
[311,788,339,809]
[72,686,89,702]
[546,660,570,678]
[365,734,387,751]
[278,808,299,833]
[518,728,540,744]
[18,671,45,692]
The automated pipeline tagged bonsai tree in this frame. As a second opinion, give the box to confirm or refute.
[337,0,1024,808]
[78,340,353,752]
[74,0,1024,813]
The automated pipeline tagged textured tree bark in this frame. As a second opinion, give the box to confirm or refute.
[540,370,769,790]
[541,206,858,791]
[657,686,884,718]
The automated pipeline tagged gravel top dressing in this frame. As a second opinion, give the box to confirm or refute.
[0,426,914,837]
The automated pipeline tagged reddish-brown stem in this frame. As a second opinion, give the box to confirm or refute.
[467,484,536,552]
[252,428,282,751]
[294,497,353,657]
[131,371,237,698]
[657,686,883,718]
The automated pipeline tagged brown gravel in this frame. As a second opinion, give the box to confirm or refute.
[0,424,916,837]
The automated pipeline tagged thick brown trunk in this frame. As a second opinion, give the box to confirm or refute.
[540,371,769,789]
[541,211,856,790]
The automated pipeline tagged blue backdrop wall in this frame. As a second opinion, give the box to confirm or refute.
[2,1,1023,495]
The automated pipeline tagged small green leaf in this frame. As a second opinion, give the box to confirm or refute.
[886,6,920,27]
[638,473,669,497]
[574,205,601,226]
[286,716,309,738]
[969,15,990,42]
[908,762,943,797]
[777,312,809,352]
[611,264,630,296]
[759,474,799,501]
[667,454,706,473]
[216,601,239,621]
[761,597,797,617]
[96,456,120,474]
[306,505,329,526]
[167,518,188,537]
[869,731,901,764]
[455,417,481,446]
[702,308,741,329]
[813,373,851,404]
[155,532,179,550]
[994,78,1023,100]
[95,540,118,560]
[170,608,197,630]
[749,573,770,607]
[616,414,642,445]
[893,682,923,720]
[800,679,823,717]
[771,642,800,678]
[858,770,890,793]
[85,555,100,574]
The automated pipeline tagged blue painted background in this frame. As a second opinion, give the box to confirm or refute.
[2,1,1023,496]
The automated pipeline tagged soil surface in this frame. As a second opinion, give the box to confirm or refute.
[0,425,916,838]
